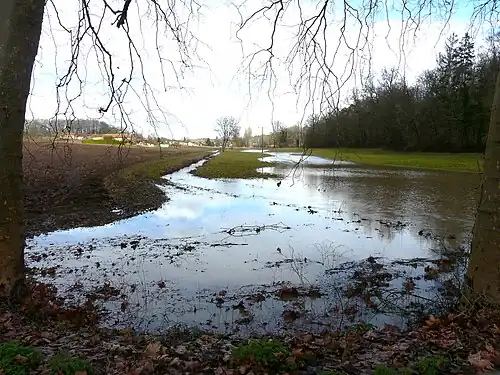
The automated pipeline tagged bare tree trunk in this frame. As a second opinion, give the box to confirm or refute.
[0,0,45,298]
[466,70,500,300]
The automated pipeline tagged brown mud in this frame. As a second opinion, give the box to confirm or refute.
[22,141,210,237]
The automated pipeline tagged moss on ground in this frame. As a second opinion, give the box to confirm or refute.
[277,147,483,172]
[193,151,277,179]
[48,352,93,375]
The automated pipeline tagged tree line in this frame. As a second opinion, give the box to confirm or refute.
[303,32,500,152]
[24,118,121,137]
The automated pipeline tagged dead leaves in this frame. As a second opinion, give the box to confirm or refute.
[144,341,162,359]
[424,315,441,329]
[12,354,28,364]
[467,343,500,374]
[469,351,494,373]
[403,278,415,292]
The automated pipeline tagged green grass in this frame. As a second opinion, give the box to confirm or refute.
[111,150,211,185]
[371,356,449,375]
[232,338,293,371]
[373,365,411,375]
[82,138,131,145]
[276,147,483,172]
[194,151,277,179]
[105,150,211,208]
[48,352,92,375]
[0,341,41,375]
[416,355,449,375]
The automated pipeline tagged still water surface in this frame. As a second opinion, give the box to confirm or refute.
[26,152,479,334]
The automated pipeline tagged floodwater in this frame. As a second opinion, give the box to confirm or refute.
[26,151,480,335]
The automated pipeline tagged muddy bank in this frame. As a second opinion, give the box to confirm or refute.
[23,142,211,237]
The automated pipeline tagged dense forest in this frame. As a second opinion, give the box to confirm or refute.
[303,32,500,152]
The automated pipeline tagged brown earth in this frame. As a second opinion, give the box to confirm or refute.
[22,141,211,237]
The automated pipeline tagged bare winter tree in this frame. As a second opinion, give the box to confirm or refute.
[243,126,252,147]
[215,116,240,152]
[0,0,45,298]
[271,120,284,148]
[234,0,499,301]
[0,0,201,299]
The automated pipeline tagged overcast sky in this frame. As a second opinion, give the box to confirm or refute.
[26,0,488,139]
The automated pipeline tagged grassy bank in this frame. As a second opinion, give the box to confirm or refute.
[82,138,132,145]
[23,142,211,236]
[194,150,277,179]
[278,147,484,172]
[106,150,212,213]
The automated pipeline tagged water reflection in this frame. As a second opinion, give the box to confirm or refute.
[26,152,478,334]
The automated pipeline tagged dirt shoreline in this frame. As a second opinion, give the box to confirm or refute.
[23,142,211,238]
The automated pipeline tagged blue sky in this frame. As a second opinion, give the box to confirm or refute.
[26,0,489,139]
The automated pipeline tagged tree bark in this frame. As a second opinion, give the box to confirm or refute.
[467,69,500,300]
[0,0,45,298]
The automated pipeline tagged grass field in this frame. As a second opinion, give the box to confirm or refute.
[82,138,131,145]
[194,150,277,179]
[106,150,210,203]
[277,147,484,172]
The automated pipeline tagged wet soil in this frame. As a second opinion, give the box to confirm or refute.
[22,141,210,237]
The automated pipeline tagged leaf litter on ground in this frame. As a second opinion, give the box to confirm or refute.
[3,282,500,374]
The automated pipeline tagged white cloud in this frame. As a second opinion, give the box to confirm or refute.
[27,0,484,139]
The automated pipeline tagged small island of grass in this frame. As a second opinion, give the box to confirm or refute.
[194,150,277,179]
[278,147,484,173]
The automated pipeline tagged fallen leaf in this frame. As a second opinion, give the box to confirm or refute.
[469,352,494,373]
[75,372,88,375]
[175,345,187,356]
[125,367,143,375]
[485,343,496,354]
[13,355,27,363]
[425,315,440,328]
[403,278,415,292]
[145,341,162,359]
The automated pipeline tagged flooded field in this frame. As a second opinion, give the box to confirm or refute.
[26,152,480,336]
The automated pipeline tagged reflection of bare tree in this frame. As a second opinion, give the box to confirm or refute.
[302,166,478,245]
[221,223,292,238]
[1,0,208,295]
